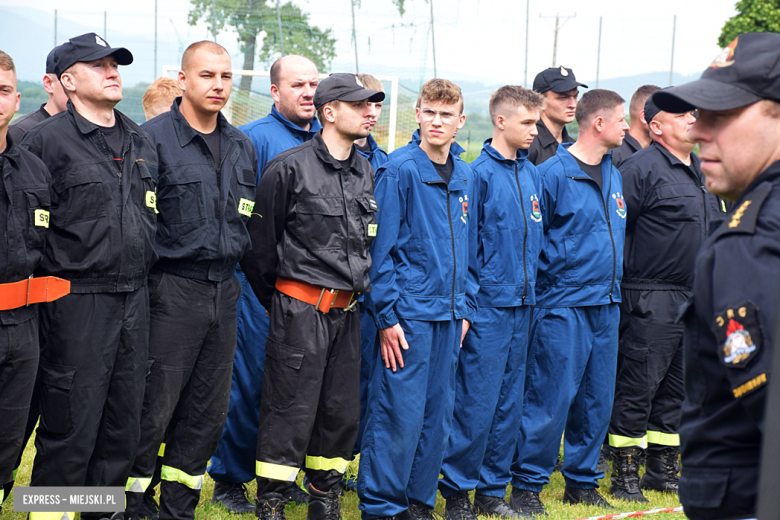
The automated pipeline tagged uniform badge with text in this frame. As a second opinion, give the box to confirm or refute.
[714,301,762,368]
[612,192,626,218]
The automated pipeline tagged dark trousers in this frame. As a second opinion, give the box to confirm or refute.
[608,289,686,448]
[256,291,360,496]
[0,317,38,501]
[680,465,757,519]
[125,271,240,520]
[30,287,150,490]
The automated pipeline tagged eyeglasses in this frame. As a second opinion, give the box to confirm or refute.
[420,109,460,123]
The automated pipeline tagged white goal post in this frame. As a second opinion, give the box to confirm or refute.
[163,67,400,153]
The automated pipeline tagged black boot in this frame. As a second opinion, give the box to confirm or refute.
[474,494,530,519]
[307,484,341,520]
[609,447,648,503]
[562,486,613,508]
[509,488,547,517]
[596,445,611,473]
[444,492,477,520]
[139,490,160,520]
[212,481,256,514]
[256,492,288,520]
[641,445,679,493]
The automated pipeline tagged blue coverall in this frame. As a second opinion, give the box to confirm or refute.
[511,143,626,492]
[208,107,321,484]
[439,140,543,499]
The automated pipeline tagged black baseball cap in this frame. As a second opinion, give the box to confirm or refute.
[533,66,588,94]
[45,46,59,74]
[654,32,780,113]
[54,32,133,78]
[313,73,385,110]
[643,90,663,123]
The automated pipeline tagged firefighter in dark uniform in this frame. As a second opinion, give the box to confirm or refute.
[240,73,383,520]
[607,92,726,503]
[652,32,780,520]
[0,50,66,516]
[527,66,586,166]
[20,33,158,520]
[611,85,660,168]
[123,41,257,520]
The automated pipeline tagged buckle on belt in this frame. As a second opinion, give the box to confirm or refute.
[316,288,337,313]
[345,292,359,312]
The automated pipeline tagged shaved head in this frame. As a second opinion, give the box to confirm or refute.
[181,41,230,72]
[270,55,317,86]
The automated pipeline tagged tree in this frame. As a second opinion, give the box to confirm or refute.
[718,0,780,47]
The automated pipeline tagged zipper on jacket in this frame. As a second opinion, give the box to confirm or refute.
[446,188,456,313]
[216,138,235,185]
[700,185,709,240]
[514,163,529,304]
[600,190,617,303]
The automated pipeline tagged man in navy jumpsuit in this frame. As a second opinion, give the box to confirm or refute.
[438,85,545,520]
[653,32,780,520]
[358,79,479,520]
[510,89,628,515]
[208,54,321,512]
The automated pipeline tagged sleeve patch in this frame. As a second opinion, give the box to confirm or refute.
[714,301,762,369]
[733,373,767,398]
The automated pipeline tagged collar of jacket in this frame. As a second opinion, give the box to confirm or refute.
[170,96,231,148]
[407,138,468,190]
[650,140,703,180]
[482,138,530,166]
[270,104,322,137]
[536,119,570,149]
[66,99,138,138]
[310,130,366,173]
[557,141,614,179]
[409,129,466,156]
[622,133,641,154]
[1,131,21,170]
[733,159,780,207]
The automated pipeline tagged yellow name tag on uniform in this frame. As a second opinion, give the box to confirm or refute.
[368,224,377,237]
[146,191,159,213]
[34,209,50,228]
[238,198,255,217]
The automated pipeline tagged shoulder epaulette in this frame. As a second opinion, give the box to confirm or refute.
[713,181,773,239]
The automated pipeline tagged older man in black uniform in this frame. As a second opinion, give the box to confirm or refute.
[21,33,158,520]
[528,66,586,166]
[241,73,383,520]
[611,85,660,168]
[607,92,726,503]
[653,32,780,520]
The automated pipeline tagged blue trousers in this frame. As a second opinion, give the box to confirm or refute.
[512,304,618,492]
[358,318,461,519]
[207,269,270,484]
[439,306,531,499]
[355,307,379,455]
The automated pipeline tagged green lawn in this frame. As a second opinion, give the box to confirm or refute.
[5,440,684,520]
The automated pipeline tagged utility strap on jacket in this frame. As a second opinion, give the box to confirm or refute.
[0,276,70,311]
[275,277,358,313]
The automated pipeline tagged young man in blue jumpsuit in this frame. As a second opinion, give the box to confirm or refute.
[208,54,321,513]
[653,32,780,520]
[438,85,545,520]
[358,78,479,520]
[510,89,629,516]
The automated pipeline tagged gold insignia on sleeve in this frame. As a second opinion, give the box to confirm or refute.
[732,373,766,398]
[728,200,752,228]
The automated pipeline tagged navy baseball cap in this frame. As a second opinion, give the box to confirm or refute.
[54,32,133,78]
[313,73,385,110]
[654,32,780,113]
[643,90,663,123]
[533,66,588,94]
[45,46,59,74]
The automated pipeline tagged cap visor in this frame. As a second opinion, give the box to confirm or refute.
[340,89,386,103]
[551,79,588,93]
[80,46,134,66]
[654,78,761,113]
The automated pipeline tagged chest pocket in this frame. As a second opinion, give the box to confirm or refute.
[356,197,378,248]
[136,160,158,216]
[655,183,702,222]
[235,168,257,220]
[294,197,344,251]
[157,168,205,224]
[52,166,106,223]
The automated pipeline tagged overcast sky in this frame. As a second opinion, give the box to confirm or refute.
[1,0,739,85]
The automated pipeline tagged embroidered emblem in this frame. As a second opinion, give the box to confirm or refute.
[459,195,469,224]
[530,194,542,222]
[612,192,626,219]
[710,37,738,68]
[714,302,762,369]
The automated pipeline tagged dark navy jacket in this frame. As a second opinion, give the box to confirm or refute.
[679,161,780,485]
[535,143,626,307]
[0,134,51,325]
[141,98,257,282]
[366,138,479,328]
[527,119,574,166]
[357,133,388,172]
[470,140,543,307]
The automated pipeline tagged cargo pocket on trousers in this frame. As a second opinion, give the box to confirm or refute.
[141,357,158,418]
[618,338,649,362]
[679,466,730,509]
[264,339,304,410]
[39,361,76,435]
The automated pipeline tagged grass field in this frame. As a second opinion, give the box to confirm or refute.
[5,438,685,520]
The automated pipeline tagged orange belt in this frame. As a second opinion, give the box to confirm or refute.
[275,277,358,313]
[0,276,71,311]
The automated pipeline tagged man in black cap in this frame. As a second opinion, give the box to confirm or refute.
[240,72,382,520]
[8,46,69,142]
[652,32,780,520]
[606,91,726,504]
[528,66,587,166]
[21,33,158,520]
[611,85,660,168]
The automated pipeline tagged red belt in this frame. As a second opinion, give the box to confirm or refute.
[275,277,358,313]
[0,276,71,311]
